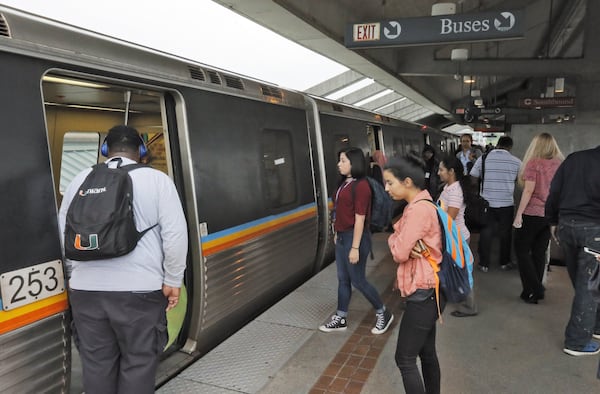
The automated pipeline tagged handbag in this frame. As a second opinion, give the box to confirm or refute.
[588,261,600,303]
[465,153,489,232]
[465,193,489,231]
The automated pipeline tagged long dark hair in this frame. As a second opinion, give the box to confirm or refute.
[338,147,367,183]
[439,155,468,197]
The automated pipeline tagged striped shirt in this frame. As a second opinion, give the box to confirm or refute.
[438,181,470,241]
[470,149,521,208]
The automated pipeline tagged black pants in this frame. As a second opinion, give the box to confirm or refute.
[514,215,550,298]
[395,293,446,394]
[478,206,514,268]
[70,290,168,394]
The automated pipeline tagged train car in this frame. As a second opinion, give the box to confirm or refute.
[0,6,453,392]
[313,96,451,197]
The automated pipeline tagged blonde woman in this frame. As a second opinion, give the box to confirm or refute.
[513,133,563,304]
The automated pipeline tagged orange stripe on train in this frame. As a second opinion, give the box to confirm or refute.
[202,211,314,256]
[0,297,69,335]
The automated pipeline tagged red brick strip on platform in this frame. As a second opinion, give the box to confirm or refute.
[310,283,403,394]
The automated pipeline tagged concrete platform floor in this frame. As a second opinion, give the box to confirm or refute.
[256,234,600,393]
[76,232,600,393]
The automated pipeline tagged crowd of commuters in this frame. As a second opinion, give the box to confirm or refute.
[62,126,599,393]
[320,133,599,391]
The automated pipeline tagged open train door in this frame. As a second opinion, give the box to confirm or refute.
[41,72,197,389]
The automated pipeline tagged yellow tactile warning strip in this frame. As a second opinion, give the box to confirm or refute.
[310,283,403,394]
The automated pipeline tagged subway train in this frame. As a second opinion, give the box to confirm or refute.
[0,6,456,392]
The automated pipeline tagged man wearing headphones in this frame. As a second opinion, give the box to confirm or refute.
[58,125,188,394]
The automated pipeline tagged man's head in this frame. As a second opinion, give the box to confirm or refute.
[460,134,473,151]
[103,125,147,161]
[496,136,514,151]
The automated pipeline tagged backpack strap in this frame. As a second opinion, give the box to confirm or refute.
[416,199,444,323]
[112,160,159,237]
[351,178,374,259]
[479,152,489,194]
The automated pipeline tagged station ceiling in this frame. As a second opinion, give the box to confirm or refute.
[213,0,596,133]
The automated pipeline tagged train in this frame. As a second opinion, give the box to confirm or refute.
[0,6,456,392]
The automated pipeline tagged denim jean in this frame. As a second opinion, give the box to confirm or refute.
[557,220,600,349]
[335,230,383,314]
[395,293,446,394]
[478,206,514,268]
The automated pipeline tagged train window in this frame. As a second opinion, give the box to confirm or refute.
[59,132,100,194]
[407,140,420,155]
[393,137,404,157]
[261,129,296,208]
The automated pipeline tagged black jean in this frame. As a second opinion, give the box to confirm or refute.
[395,292,446,394]
[514,215,550,298]
[478,206,514,268]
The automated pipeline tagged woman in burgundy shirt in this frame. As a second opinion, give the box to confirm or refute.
[319,147,393,335]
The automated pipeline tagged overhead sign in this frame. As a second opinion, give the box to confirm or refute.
[346,10,524,48]
[518,97,575,108]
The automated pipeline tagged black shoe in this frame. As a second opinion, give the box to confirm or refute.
[319,315,347,332]
[371,309,394,334]
[451,310,478,317]
[522,293,538,304]
[519,291,528,301]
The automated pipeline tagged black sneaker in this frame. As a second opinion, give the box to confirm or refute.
[319,314,347,332]
[371,309,394,334]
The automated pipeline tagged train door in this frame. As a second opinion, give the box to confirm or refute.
[366,124,384,157]
[41,72,192,372]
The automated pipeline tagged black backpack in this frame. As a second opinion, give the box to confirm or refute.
[352,177,393,233]
[64,160,155,261]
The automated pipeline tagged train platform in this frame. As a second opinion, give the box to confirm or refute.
[157,232,598,393]
[156,233,598,393]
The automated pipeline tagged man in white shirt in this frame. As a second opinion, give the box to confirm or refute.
[59,125,188,394]
[456,133,483,175]
[470,136,521,272]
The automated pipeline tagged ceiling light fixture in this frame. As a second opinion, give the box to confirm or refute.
[463,75,475,84]
[42,75,109,89]
[554,77,565,93]
[431,3,457,16]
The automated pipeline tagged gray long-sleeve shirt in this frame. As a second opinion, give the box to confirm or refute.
[58,157,188,291]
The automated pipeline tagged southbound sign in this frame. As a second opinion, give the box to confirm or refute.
[346,10,524,48]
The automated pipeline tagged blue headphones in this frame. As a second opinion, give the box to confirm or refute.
[101,135,148,158]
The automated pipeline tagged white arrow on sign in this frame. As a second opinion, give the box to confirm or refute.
[384,21,401,39]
